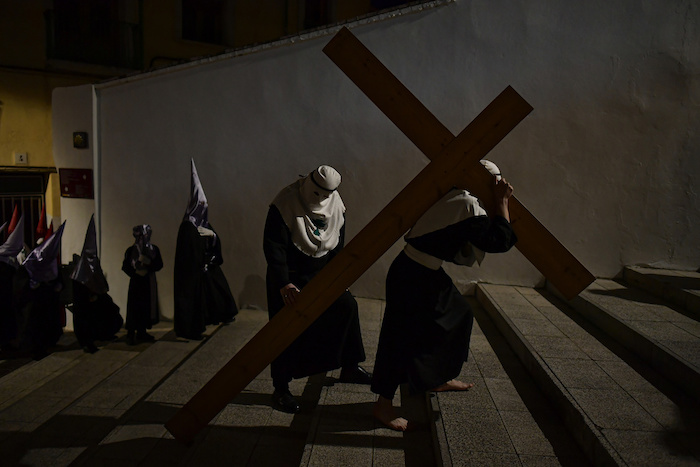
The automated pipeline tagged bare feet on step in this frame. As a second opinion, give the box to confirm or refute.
[431,379,475,392]
[373,396,408,431]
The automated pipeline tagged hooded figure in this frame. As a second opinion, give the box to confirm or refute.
[0,214,25,350]
[173,159,237,340]
[0,215,24,269]
[19,221,66,359]
[35,204,48,244]
[370,160,518,431]
[70,215,109,295]
[263,165,370,414]
[122,224,163,345]
[7,204,20,235]
[70,215,123,353]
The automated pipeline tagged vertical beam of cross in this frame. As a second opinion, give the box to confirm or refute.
[323,27,595,300]
[165,74,533,443]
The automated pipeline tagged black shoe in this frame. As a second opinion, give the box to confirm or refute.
[32,349,49,361]
[126,333,137,346]
[83,343,99,354]
[137,332,155,342]
[339,365,373,384]
[272,389,300,414]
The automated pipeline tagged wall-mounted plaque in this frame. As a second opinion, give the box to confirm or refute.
[59,168,94,199]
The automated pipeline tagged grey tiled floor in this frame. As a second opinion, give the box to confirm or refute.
[0,295,593,466]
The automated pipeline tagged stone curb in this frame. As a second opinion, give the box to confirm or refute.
[476,284,623,467]
[570,282,700,403]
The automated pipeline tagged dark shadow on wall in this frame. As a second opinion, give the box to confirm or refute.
[238,274,267,310]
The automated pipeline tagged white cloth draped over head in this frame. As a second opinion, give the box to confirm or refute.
[272,165,345,258]
[405,159,503,267]
[184,159,209,228]
[23,221,66,285]
[70,214,109,294]
[0,214,25,268]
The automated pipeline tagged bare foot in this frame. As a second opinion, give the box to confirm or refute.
[431,379,475,392]
[373,396,408,431]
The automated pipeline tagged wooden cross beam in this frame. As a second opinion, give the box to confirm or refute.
[166,27,571,444]
[323,27,595,300]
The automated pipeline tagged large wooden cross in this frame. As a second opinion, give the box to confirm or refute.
[165,27,594,443]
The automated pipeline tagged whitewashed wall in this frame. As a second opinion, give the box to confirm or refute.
[53,0,700,320]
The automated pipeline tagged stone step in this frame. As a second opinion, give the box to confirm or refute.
[569,279,700,402]
[301,298,432,467]
[432,297,586,466]
[78,298,430,466]
[72,316,262,466]
[478,283,700,466]
[0,346,85,413]
[0,323,213,467]
[5,285,699,466]
[623,266,700,319]
[0,347,139,465]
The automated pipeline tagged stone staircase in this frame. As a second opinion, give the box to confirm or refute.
[472,266,700,466]
[0,265,697,466]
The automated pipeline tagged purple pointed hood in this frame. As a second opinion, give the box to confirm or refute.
[184,159,209,228]
[70,215,109,294]
[23,220,65,283]
[0,214,26,268]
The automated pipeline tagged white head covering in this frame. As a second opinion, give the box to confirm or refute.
[184,159,209,228]
[272,165,346,258]
[405,159,503,267]
[23,220,65,286]
[0,214,25,268]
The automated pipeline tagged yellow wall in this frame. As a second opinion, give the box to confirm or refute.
[0,69,94,220]
[1,1,94,221]
[0,0,406,223]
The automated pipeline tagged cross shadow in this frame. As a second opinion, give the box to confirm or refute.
[587,281,672,306]
[633,273,700,291]
[585,278,700,322]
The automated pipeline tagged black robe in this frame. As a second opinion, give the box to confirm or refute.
[371,215,517,399]
[263,205,365,386]
[71,281,123,348]
[122,244,163,332]
[0,262,18,348]
[173,221,237,339]
[14,270,64,359]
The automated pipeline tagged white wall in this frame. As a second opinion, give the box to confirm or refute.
[53,0,700,320]
[52,84,97,330]
[52,84,96,260]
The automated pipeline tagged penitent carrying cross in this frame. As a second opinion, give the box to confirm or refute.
[165,27,595,443]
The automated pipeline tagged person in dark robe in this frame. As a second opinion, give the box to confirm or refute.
[174,159,237,340]
[264,165,371,414]
[21,221,66,360]
[371,160,518,431]
[70,215,123,354]
[0,217,24,351]
[122,224,163,345]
